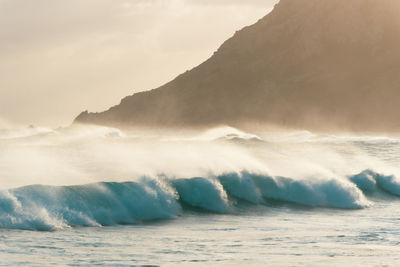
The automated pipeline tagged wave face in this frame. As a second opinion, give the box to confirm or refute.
[2,170,396,231]
[0,179,181,231]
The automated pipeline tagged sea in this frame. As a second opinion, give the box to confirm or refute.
[0,125,399,266]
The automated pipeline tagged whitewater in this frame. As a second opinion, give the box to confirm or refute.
[1,125,400,266]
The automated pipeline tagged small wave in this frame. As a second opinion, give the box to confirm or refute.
[172,178,230,213]
[349,170,400,196]
[188,127,263,142]
[218,173,264,204]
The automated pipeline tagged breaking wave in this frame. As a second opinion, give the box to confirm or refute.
[2,170,398,231]
[2,126,400,231]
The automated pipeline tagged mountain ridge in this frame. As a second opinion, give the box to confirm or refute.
[75,0,400,131]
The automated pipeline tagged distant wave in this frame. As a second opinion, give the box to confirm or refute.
[185,126,263,142]
[0,126,55,140]
[3,170,399,231]
[0,124,128,141]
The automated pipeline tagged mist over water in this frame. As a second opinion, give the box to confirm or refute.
[2,125,400,265]
[1,125,400,230]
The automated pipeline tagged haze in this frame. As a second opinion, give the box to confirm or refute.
[0,0,277,127]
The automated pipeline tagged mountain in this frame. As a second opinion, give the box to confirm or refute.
[75,0,400,131]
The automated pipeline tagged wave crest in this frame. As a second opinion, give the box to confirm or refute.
[0,170,388,230]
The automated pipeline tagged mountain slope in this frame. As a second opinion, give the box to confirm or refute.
[75,0,400,131]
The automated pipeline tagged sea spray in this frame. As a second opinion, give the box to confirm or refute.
[0,126,400,231]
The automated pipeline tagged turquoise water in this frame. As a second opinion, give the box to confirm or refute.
[2,202,400,266]
[1,126,400,266]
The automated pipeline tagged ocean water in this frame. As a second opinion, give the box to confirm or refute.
[1,125,400,266]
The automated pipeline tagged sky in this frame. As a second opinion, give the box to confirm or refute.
[0,0,278,127]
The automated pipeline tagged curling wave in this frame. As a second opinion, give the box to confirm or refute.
[1,169,395,231]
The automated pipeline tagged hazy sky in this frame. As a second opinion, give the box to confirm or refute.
[0,0,277,127]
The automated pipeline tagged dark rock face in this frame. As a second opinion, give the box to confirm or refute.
[75,0,400,131]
